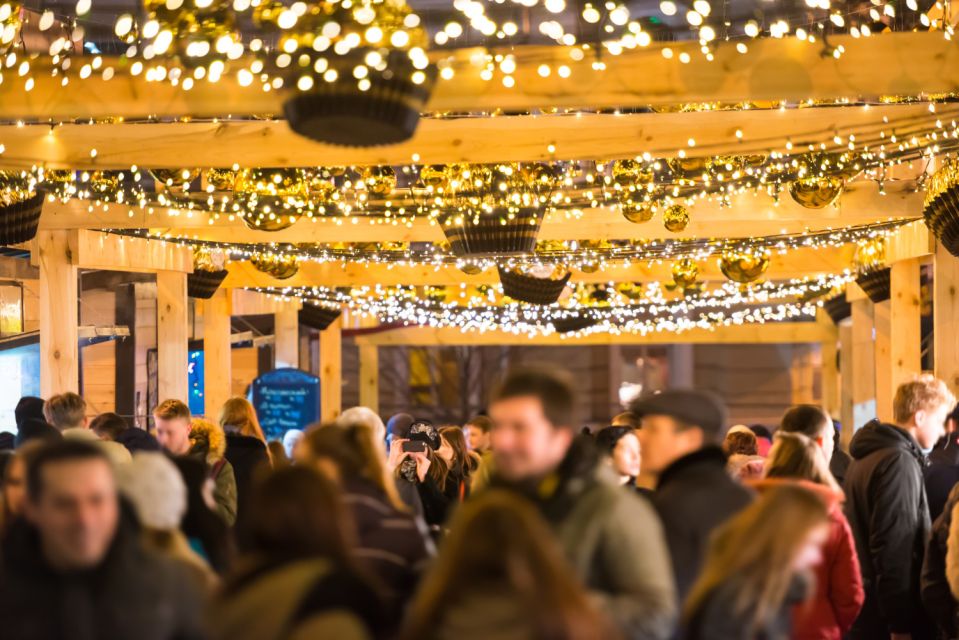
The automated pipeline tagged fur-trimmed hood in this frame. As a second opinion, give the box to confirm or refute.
[189,418,227,465]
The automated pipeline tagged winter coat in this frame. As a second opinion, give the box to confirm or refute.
[927,453,959,523]
[922,483,959,638]
[0,514,206,640]
[211,557,386,640]
[115,426,161,453]
[416,472,460,528]
[829,448,851,488]
[189,419,238,527]
[496,436,677,640]
[430,588,552,640]
[651,446,754,604]
[844,420,933,638]
[62,427,132,466]
[224,433,270,545]
[750,479,864,640]
[947,493,959,606]
[684,573,811,640]
[342,476,433,611]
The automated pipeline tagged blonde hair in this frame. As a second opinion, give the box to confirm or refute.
[684,485,829,633]
[43,393,86,430]
[153,399,191,421]
[893,374,956,424]
[218,396,266,443]
[765,432,841,492]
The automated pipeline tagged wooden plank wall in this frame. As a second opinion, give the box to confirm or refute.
[78,288,116,414]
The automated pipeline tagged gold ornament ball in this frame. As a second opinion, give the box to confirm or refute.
[242,211,301,232]
[420,165,448,189]
[206,168,237,190]
[459,263,485,275]
[621,200,654,224]
[663,204,690,233]
[310,177,337,202]
[150,168,200,189]
[89,171,120,194]
[235,168,309,200]
[719,251,770,284]
[612,159,653,186]
[363,166,397,196]
[788,177,844,209]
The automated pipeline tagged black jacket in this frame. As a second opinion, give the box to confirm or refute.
[684,573,810,640]
[225,433,270,545]
[844,421,932,637]
[652,446,754,604]
[115,427,161,454]
[0,513,206,640]
[926,432,959,523]
[922,483,959,639]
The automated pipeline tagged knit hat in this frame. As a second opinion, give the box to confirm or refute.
[117,452,187,531]
[408,420,441,450]
[338,406,386,442]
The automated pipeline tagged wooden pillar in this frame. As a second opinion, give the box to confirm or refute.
[839,322,854,449]
[873,300,892,422]
[274,303,299,369]
[358,343,379,413]
[156,271,188,402]
[851,298,877,430]
[790,345,816,404]
[202,288,232,419]
[821,334,839,419]
[935,242,959,393]
[319,317,342,421]
[37,230,79,397]
[888,258,922,399]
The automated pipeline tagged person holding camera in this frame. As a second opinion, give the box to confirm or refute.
[387,418,457,530]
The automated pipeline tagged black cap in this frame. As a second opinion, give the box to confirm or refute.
[629,389,727,438]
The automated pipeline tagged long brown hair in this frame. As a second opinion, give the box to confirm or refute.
[764,432,841,492]
[400,490,619,640]
[218,397,267,444]
[300,422,406,512]
[439,426,480,480]
[684,485,829,633]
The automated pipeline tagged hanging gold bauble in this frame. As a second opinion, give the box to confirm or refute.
[612,159,653,186]
[788,176,844,209]
[242,211,302,232]
[719,249,771,284]
[854,238,886,270]
[193,246,226,273]
[362,166,397,196]
[663,204,690,232]
[621,199,655,224]
[251,253,299,280]
[521,163,559,191]
[665,258,702,295]
[423,286,447,303]
[668,156,708,176]
[234,168,310,201]
[42,169,74,186]
[309,177,337,202]
[420,165,448,190]
[206,168,237,191]
[459,263,484,275]
[150,168,200,189]
[580,262,600,274]
[618,282,644,301]
[708,156,746,174]
[89,171,120,194]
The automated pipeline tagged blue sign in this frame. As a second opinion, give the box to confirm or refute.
[251,368,320,441]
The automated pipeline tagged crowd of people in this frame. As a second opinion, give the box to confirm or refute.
[3,370,959,639]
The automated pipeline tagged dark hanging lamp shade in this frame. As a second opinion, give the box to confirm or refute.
[821,294,851,324]
[498,266,571,305]
[283,51,435,148]
[0,193,43,245]
[551,311,599,334]
[855,267,891,303]
[923,158,959,257]
[440,206,545,257]
[187,269,229,299]
[298,303,342,331]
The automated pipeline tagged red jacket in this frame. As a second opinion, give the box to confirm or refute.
[791,505,865,640]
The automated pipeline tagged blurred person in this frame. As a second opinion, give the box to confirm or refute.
[438,426,480,501]
[299,422,433,614]
[762,432,864,640]
[400,490,621,640]
[845,375,955,640]
[339,406,387,444]
[930,404,959,463]
[594,425,642,490]
[267,440,290,468]
[172,455,235,574]
[155,399,237,527]
[923,483,959,639]
[724,426,759,457]
[117,451,217,590]
[0,442,39,535]
[611,411,641,429]
[631,389,753,604]
[0,440,205,640]
[386,412,415,450]
[829,422,852,486]
[390,419,453,529]
[465,415,495,492]
[683,484,831,640]
[750,424,775,457]
[282,428,304,459]
[44,393,131,466]
[90,411,160,453]
[14,396,60,447]
[925,403,959,521]
[211,466,387,640]
[218,397,271,544]
[489,368,676,639]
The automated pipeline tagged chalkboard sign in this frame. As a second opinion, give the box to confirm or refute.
[250,368,320,441]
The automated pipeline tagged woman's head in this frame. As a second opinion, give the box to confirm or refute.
[685,485,830,631]
[247,466,354,562]
[595,426,641,479]
[765,432,840,492]
[401,490,615,640]
[439,426,477,478]
[780,405,834,464]
[217,397,266,443]
[723,427,759,456]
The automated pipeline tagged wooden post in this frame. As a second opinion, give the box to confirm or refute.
[319,317,342,421]
[274,303,299,369]
[850,299,877,430]
[358,344,379,413]
[37,230,79,397]
[839,322,854,449]
[821,335,839,419]
[935,242,959,393]
[873,300,892,422]
[156,271,188,402]
[890,257,922,392]
[202,288,232,419]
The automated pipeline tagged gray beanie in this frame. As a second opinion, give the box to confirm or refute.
[117,452,187,531]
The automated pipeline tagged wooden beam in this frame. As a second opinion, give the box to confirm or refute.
[0,33,957,120]
[156,271,189,402]
[874,300,892,422]
[889,257,922,393]
[273,302,300,369]
[231,289,289,315]
[36,230,79,396]
[850,299,877,429]
[352,321,831,347]
[934,241,959,393]
[202,288,232,419]
[1,102,952,169]
[44,228,194,273]
[886,221,935,262]
[358,343,379,413]
[839,321,854,448]
[319,317,342,422]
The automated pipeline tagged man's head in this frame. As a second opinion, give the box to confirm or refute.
[780,404,835,465]
[894,375,956,449]
[24,441,119,571]
[488,368,577,482]
[464,415,493,452]
[89,412,129,441]
[43,393,87,432]
[152,399,192,456]
[630,389,726,476]
[610,411,640,429]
